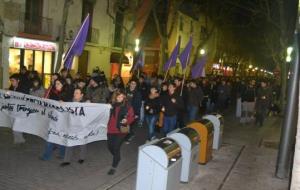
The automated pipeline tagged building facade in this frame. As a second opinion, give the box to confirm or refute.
[0,0,117,89]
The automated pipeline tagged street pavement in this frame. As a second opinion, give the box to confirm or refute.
[0,111,289,190]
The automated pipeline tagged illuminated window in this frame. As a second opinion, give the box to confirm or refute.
[34,51,43,74]
[24,50,33,70]
[9,48,21,75]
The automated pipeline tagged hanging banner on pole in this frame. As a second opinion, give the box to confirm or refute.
[0,90,111,147]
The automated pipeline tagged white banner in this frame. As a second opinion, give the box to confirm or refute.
[0,90,111,146]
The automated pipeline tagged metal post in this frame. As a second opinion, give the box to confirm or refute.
[276,32,300,178]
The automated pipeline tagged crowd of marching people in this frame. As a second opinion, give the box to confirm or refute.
[7,65,281,175]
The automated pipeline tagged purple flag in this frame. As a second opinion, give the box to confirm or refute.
[191,56,207,79]
[163,39,181,71]
[179,37,192,69]
[64,14,90,69]
[131,51,144,72]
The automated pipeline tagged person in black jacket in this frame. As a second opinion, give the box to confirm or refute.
[9,74,26,144]
[161,82,184,135]
[124,79,142,143]
[144,86,161,141]
[187,80,204,122]
[240,80,256,124]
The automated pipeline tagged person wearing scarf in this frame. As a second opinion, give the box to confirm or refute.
[106,90,134,175]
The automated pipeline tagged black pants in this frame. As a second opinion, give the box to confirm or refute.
[107,134,124,168]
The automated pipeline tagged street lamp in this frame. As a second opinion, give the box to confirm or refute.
[249,64,253,69]
[286,46,293,62]
[135,38,140,52]
[255,67,258,71]
[200,49,206,55]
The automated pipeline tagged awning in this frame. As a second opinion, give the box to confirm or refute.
[110,52,129,64]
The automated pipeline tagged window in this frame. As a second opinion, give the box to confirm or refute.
[25,0,43,34]
[114,11,124,47]
[9,49,21,75]
[82,0,94,42]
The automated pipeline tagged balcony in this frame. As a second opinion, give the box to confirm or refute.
[19,13,53,39]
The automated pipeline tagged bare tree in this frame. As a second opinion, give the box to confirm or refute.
[106,0,151,73]
[55,0,73,72]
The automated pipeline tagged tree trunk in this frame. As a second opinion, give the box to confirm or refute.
[158,36,168,74]
[55,0,72,72]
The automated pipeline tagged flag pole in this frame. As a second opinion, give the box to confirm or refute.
[180,52,190,96]
[163,36,181,82]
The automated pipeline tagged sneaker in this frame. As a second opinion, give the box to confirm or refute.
[107,168,116,175]
[78,159,85,164]
[60,162,71,167]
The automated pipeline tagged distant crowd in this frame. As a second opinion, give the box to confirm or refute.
[7,65,280,175]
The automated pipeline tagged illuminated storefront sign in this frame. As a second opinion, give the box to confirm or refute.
[12,37,57,52]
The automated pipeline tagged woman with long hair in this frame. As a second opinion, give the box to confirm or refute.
[106,90,134,175]
[40,78,66,161]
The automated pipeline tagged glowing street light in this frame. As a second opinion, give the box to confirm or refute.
[135,38,140,52]
[200,49,206,55]
[286,46,293,62]
[255,67,258,71]
[249,65,253,69]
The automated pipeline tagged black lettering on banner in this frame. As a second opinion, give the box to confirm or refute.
[48,111,58,121]
[0,90,89,117]
[41,108,46,115]
[63,134,79,141]
[17,104,39,116]
[0,103,15,111]
[48,128,60,136]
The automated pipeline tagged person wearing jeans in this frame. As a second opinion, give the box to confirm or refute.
[41,142,65,160]
[144,87,160,141]
[161,82,183,136]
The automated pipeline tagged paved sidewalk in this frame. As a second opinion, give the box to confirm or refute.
[0,112,289,190]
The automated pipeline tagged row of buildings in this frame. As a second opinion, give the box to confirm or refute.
[0,0,218,88]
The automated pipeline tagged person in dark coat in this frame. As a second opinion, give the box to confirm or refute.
[107,90,135,175]
[144,86,161,141]
[9,74,26,144]
[18,66,31,94]
[161,82,184,135]
[187,80,204,122]
[255,81,271,126]
[124,79,142,143]
[216,80,230,112]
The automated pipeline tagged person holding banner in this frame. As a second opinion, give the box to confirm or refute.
[60,88,87,167]
[107,90,135,175]
[40,78,66,161]
[9,74,27,144]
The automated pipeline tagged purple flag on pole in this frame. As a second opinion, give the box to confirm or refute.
[179,37,192,69]
[64,14,90,69]
[163,39,181,71]
[191,56,207,79]
[131,51,144,72]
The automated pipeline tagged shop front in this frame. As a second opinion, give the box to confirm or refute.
[8,37,57,88]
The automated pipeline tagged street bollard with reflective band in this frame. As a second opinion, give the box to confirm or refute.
[187,119,214,164]
[136,138,182,190]
[203,113,224,150]
[167,127,199,183]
